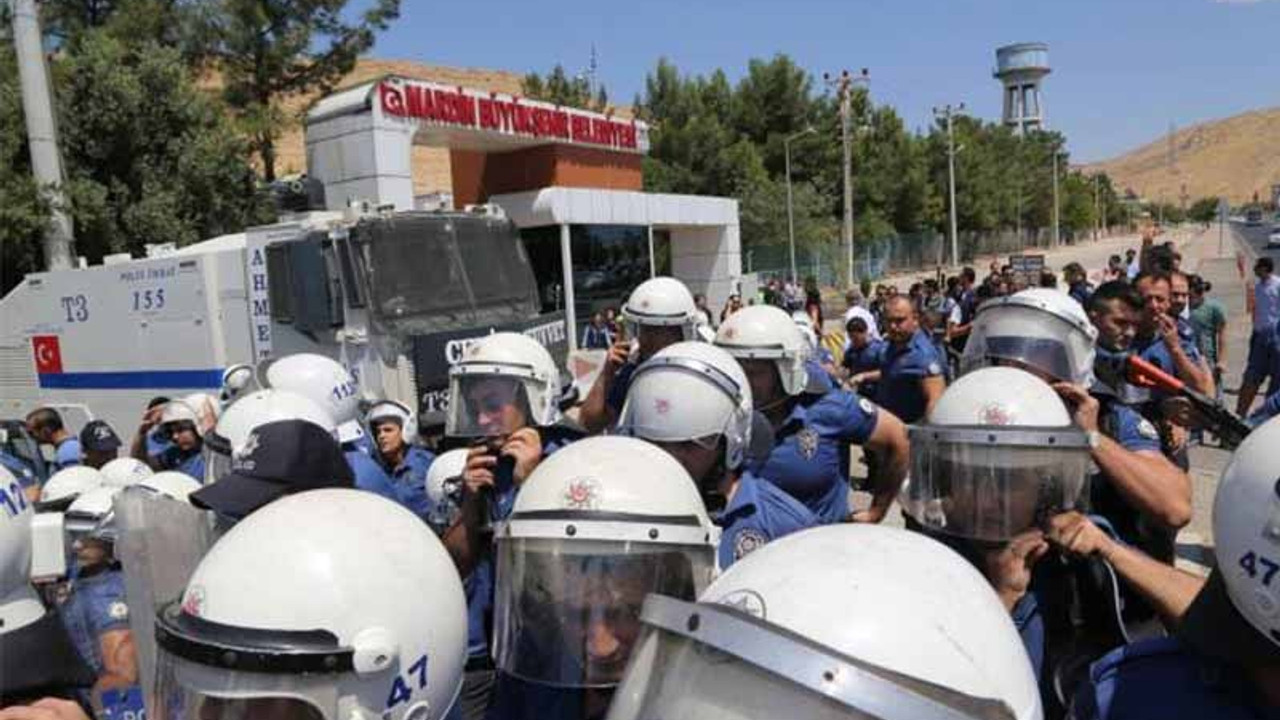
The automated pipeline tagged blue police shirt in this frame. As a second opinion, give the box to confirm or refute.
[1092,392,1164,553]
[155,445,205,481]
[843,340,886,398]
[0,450,37,489]
[1070,281,1093,307]
[54,437,81,470]
[344,447,401,503]
[1012,592,1045,684]
[145,429,172,458]
[379,445,436,521]
[1072,637,1275,720]
[874,330,944,424]
[605,361,640,416]
[1135,331,1204,406]
[1247,390,1280,428]
[804,357,835,394]
[58,568,131,678]
[465,434,573,663]
[716,471,817,569]
[748,389,879,524]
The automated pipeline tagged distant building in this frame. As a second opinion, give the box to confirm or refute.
[994,43,1051,134]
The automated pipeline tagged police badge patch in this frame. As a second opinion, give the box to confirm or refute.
[858,397,876,415]
[732,529,768,561]
[795,428,820,460]
[108,601,129,621]
[927,361,942,376]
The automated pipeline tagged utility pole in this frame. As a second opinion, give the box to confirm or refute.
[1052,150,1062,248]
[784,126,816,286]
[13,0,75,270]
[824,68,869,289]
[933,103,966,266]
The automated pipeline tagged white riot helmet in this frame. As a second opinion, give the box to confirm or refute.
[608,525,1042,720]
[218,364,256,406]
[153,490,467,720]
[960,288,1098,386]
[902,367,1091,542]
[64,485,120,537]
[621,277,700,340]
[37,465,107,511]
[790,310,819,351]
[160,393,218,438]
[424,448,468,532]
[367,400,418,446]
[617,342,753,475]
[494,436,717,689]
[100,456,153,488]
[1179,416,1280,664]
[715,305,812,398]
[203,389,336,485]
[0,466,95,695]
[136,471,202,502]
[261,353,365,445]
[446,332,562,438]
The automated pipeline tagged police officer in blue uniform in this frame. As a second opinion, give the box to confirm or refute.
[715,305,910,526]
[440,333,578,720]
[870,296,947,424]
[843,315,885,398]
[130,395,209,482]
[578,277,701,434]
[1081,282,1193,564]
[141,397,173,458]
[367,400,436,521]
[1051,416,1280,719]
[616,341,817,569]
[54,488,141,718]
[25,408,81,471]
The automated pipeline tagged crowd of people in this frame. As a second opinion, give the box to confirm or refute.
[1,226,1277,720]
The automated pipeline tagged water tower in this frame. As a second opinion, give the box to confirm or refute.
[994,43,1050,134]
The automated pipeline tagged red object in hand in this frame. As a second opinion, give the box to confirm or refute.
[32,335,63,374]
[1125,354,1184,393]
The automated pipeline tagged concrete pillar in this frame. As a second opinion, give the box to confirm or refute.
[306,107,415,211]
[560,223,578,351]
[670,223,741,314]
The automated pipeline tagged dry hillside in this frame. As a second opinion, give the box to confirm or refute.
[1083,107,1280,205]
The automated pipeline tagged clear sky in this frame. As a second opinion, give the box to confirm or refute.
[373,0,1280,163]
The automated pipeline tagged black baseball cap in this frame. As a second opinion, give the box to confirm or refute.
[190,419,354,521]
[1179,568,1280,668]
[79,420,122,453]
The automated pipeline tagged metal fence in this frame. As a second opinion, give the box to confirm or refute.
[746,227,1090,287]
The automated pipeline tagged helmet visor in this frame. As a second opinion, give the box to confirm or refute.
[493,538,714,688]
[446,375,538,439]
[153,602,352,720]
[903,426,1091,542]
[607,595,1021,720]
[961,305,1095,385]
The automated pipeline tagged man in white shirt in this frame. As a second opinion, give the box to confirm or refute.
[842,288,880,346]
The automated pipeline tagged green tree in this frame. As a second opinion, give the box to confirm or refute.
[1188,197,1221,224]
[521,64,607,111]
[215,0,400,180]
[1,33,272,290]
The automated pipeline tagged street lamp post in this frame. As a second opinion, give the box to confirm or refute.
[785,126,816,286]
[933,103,966,266]
[824,68,870,289]
[1051,149,1063,248]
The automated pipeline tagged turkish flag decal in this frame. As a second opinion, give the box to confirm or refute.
[32,335,63,374]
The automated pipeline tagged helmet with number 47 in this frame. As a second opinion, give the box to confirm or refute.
[1181,415,1280,667]
[153,489,467,720]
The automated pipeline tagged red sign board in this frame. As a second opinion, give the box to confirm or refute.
[32,335,63,374]
[378,80,647,154]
